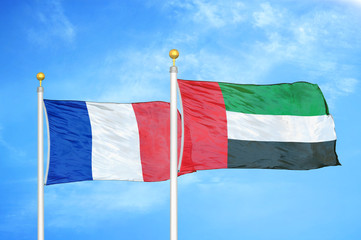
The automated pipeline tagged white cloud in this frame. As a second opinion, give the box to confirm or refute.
[167,1,360,92]
[192,0,245,27]
[333,0,361,7]
[244,3,361,90]
[320,78,359,108]
[53,1,360,107]
[164,0,246,28]
[253,2,283,28]
[94,48,171,103]
[27,0,75,45]
[294,26,316,45]
[338,78,358,93]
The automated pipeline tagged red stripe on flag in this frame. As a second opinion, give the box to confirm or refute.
[132,102,193,182]
[178,79,228,170]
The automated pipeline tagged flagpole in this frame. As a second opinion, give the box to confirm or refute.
[169,49,179,240]
[37,72,45,240]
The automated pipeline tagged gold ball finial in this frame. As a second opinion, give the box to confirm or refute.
[37,72,45,81]
[36,72,45,86]
[169,49,179,66]
[169,49,179,59]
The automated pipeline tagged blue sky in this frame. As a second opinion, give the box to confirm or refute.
[1,0,361,239]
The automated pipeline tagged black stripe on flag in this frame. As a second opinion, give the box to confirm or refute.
[227,139,340,170]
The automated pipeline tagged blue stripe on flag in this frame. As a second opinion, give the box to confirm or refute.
[44,100,93,185]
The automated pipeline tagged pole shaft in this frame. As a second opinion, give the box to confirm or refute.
[170,66,178,240]
[37,87,44,240]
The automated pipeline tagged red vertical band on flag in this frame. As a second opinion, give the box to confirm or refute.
[178,79,228,170]
[132,102,193,182]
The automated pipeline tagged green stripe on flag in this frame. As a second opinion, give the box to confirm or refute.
[218,82,329,116]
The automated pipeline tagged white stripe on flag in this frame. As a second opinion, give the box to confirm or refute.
[86,102,143,181]
[226,111,336,143]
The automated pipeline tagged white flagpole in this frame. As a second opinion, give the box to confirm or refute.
[37,72,45,240]
[169,49,179,240]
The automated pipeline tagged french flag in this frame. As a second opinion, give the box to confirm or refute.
[44,100,194,185]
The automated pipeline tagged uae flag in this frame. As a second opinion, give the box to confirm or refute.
[178,79,340,171]
[44,100,193,185]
